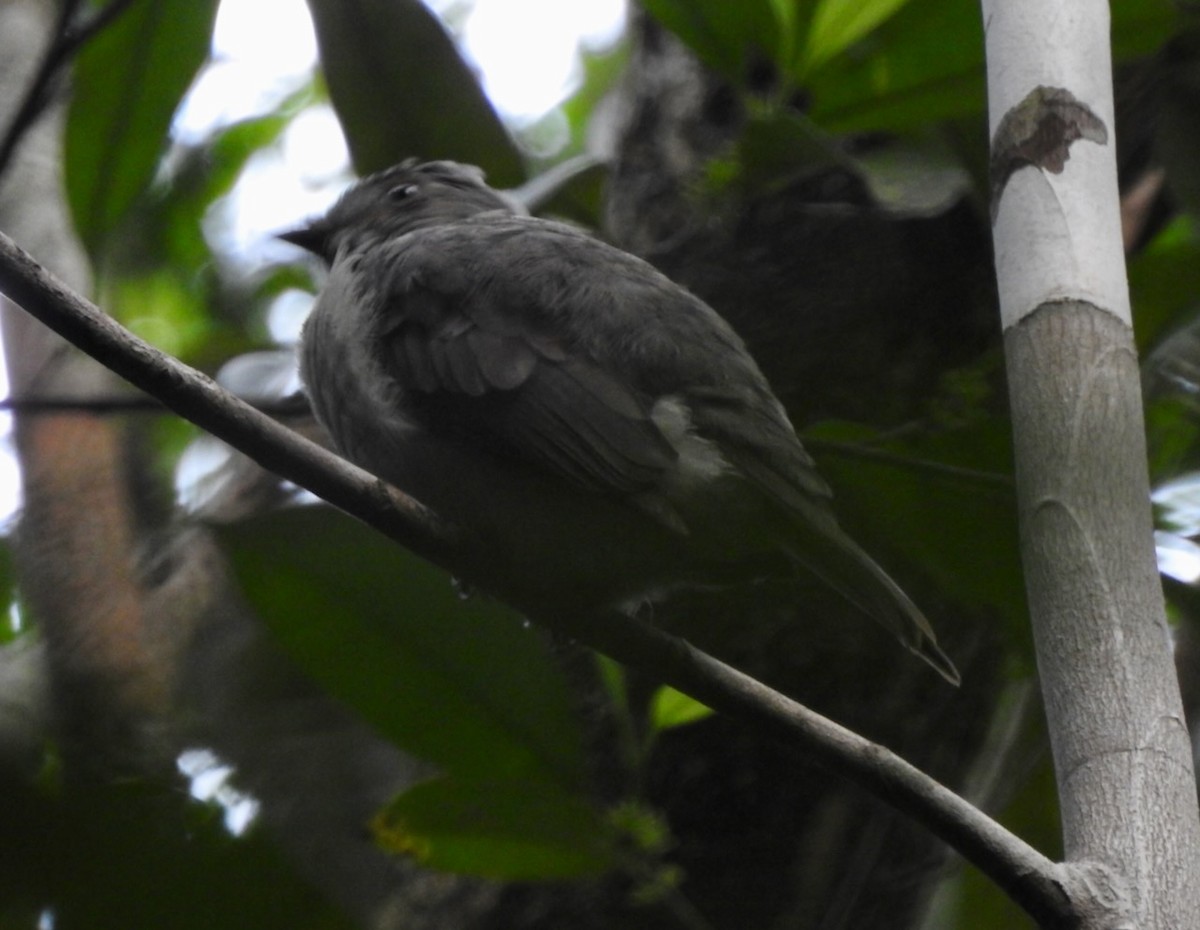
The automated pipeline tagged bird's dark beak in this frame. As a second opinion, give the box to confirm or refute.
[277,220,331,259]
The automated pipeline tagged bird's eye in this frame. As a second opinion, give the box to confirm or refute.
[387,183,419,201]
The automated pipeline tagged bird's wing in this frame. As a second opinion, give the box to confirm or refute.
[373,215,845,508]
[686,386,960,684]
[370,227,679,496]
[685,383,836,519]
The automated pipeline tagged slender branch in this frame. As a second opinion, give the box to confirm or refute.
[0,393,310,418]
[0,0,140,179]
[60,0,143,54]
[0,233,465,569]
[0,230,1079,928]
[561,609,1078,926]
[805,436,1013,490]
[0,394,164,414]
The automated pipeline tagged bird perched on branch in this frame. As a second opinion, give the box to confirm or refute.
[283,160,959,685]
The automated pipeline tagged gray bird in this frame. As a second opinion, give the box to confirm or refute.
[284,160,959,685]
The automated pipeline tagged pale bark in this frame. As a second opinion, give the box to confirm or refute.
[982,1,1200,925]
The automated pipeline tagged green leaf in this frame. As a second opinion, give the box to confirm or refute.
[765,0,800,81]
[733,106,852,192]
[606,799,674,856]
[1131,218,1200,355]
[554,40,629,166]
[641,0,1176,139]
[1140,225,1200,484]
[305,0,523,184]
[804,0,1175,135]
[220,506,586,788]
[801,0,915,75]
[1110,0,1180,59]
[594,654,629,713]
[806,0,984,133]
[106,269,213,359]
[89,86,312,377]
[374,776,615,880]
[2,777,359,930]
[649,686,713,732]
[65,0,219,260]
[854,134,972,216]
[0,541,16,643]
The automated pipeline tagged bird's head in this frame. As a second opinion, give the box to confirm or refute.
[279,160,515,263]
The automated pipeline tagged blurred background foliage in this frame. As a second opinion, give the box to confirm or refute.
[1,0,1200,928]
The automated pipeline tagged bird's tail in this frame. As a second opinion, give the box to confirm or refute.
[784,529,960,686]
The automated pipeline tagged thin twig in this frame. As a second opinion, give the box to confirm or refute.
[60,0,143,56]
[0,230,1080,929]
[0,395,1015,493]
[0,393,309,419]
[0,394,162,414]
[804,437,1014,490]
[0,0,81,178]
[0,0,140,179]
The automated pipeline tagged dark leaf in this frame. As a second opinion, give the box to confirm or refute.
[374,776,615,880]
[0,777,354,929]
[65,0,219,259]
[305,0,524,184]
[800,0,915,75]
[1109,0,1181,60]
[649,685,713,732]
[1131,218,1200,354]
[220,506,587,789]
[729,106,852,194]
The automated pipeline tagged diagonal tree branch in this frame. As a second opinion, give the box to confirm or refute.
[0,229,1080,927]
[0,392,310,417]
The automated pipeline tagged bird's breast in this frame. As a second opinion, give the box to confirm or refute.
[301,288,418,466]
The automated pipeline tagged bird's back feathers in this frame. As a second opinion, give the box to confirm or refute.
[294,161,960,684]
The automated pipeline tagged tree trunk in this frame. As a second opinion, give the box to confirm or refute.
[982,1,1200,925]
